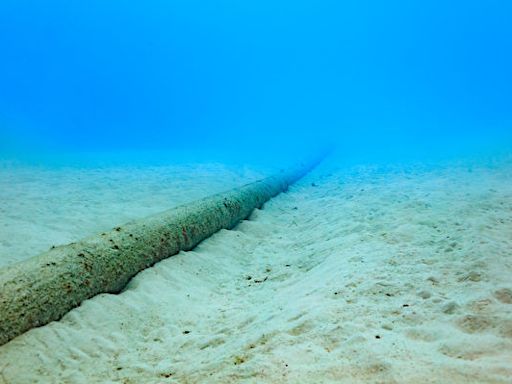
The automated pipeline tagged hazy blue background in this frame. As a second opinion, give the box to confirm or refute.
[1,0,511,164]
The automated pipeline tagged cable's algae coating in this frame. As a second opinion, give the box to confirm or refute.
[0,154,326,346]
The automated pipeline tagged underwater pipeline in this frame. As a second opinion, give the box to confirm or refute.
[0,153,327,346]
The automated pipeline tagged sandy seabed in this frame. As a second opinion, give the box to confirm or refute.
[0,162,267,267]
[0,156,511,383]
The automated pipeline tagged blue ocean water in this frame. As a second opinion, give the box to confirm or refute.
[0,0,511,165]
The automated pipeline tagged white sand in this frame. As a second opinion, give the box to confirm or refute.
[1,157,511,383]
[0,162,267,267]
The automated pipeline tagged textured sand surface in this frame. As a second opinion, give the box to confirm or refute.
[1,157,511,383]
[0,163,267,267]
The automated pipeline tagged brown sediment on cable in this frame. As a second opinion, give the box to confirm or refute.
[0,153,327,346]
